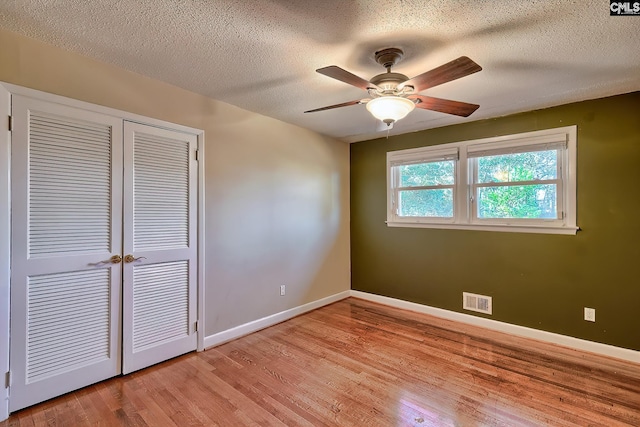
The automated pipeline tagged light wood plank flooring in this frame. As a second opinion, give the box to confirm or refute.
[2,297,639,426]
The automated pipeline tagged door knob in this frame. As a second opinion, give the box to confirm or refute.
[124,254,147,263]
[109,255,122,264]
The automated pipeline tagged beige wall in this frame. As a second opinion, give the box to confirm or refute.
[0,28,350,335]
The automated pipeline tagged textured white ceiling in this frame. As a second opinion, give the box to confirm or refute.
[1,1,639,142]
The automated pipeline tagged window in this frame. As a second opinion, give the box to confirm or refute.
[387,126,577,234]
[390,147,458,220]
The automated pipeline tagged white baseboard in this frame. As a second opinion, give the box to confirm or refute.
[203,291,350,349]
[202,289,639,365]
[350,290,639,364]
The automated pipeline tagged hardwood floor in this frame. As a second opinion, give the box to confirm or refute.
[2,297,639,426]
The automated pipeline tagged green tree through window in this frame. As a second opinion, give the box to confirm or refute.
[475,150,557,219]
[398,160,454,217]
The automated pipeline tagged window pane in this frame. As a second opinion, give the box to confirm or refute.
[477,150,557,184]
[399,160,455,187]
[399,189,453,217]
[477,184,557,219]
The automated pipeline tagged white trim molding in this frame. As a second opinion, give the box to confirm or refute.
[0,82,203,136]
[203,291,350,349]
[196,133,206,352]
[350,290,639,365]
[0,81,11,422]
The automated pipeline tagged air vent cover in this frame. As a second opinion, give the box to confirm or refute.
[463,292,492,315]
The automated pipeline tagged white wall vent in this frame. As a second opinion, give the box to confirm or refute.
[463,292,492,315]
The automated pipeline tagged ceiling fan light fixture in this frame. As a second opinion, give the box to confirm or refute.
[366,96,415,124]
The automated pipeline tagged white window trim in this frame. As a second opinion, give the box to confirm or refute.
[386,126,578,235]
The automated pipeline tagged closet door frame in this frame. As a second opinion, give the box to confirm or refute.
[0,82,206,421]
[0,84,10,423]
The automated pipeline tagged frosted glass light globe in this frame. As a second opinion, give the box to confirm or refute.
[366,96,415,124]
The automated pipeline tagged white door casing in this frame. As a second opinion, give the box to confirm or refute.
[0,82,12,422]
[9,96,123,411]
[121,122,198,374]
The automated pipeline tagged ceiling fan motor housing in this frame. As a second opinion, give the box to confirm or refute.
[371,48,412,96]
[370,72,410,94]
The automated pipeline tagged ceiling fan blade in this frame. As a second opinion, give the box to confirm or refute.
[410,95,479,117]
[304,99,362,113]
[316,66,379,91]
[400,56,482,92]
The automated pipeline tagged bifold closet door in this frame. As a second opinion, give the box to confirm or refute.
[9,96,123,411]
[121,122,197,374]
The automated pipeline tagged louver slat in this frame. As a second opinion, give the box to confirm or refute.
[133,133,189,251]
[27,269,111,382]
[134,133,189,250]
[28,111,112,257]
[132,261,189,351]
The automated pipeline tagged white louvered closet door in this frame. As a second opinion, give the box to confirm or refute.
[9,96,123,411]
[121,122,197,374]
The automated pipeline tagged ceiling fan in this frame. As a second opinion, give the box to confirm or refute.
[304,48,482,128]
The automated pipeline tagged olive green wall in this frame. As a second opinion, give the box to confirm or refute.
[351,91,640,352]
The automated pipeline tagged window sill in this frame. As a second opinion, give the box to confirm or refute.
[386,221,579,235]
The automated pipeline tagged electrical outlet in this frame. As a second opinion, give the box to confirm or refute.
[584,307,595,322]
[280,285,286,296]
